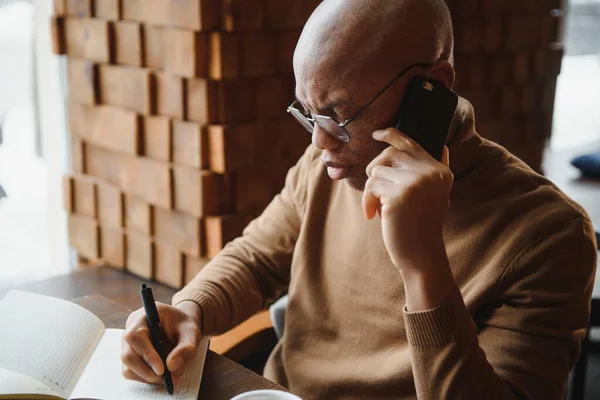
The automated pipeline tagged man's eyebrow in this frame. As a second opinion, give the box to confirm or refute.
[294,95,342,115]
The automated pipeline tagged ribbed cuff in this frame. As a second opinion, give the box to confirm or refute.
[172,290,217,337]
[403,288,474,348]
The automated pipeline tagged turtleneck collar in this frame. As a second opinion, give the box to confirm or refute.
[446,97,487,179]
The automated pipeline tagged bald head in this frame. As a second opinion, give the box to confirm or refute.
[294,0,454,97]
[292,0,456,191]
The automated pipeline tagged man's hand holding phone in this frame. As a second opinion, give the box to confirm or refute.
[362,128,457,311]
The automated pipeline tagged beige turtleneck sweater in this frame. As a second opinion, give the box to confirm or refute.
[173,99,597,399]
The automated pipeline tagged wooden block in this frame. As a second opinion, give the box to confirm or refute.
[97,181,124,227]
[144,115,172,161]
[532,47,563,80]
[125,195,153,235]
[506,17,536,51]
[240,32,277,77]
[67,100,92,138]
[490,55,511,87]
[186,78,218,124]
[66,0,93,17]
[163,28,208,78]
[500,86,519,118]
[235,169,273,214]
[50,16,66,55]
[123,157,173,209]
[155,243,184,289]
[256,76,293,120]
[513,51,531,83]
[264,0,314,30]
[169,0,220,31]
[73,174,97,218]
[95,0,121,19]
[63,175,75,212]
[276,118,310,162]
[520,84,536,115]
[122,0,169,25]
[86,145,124,187]
[143,24,163,70]
[154,207,202,256]
[222,0,264,31]
[100,226,126,268]
[204,215,246,258]
[172,120,207,169]
[66,59,98,105]
[68,215,100,261]
[172,166,221,217]
[209,33,241,80]
[454,21,481,54]
[207,123,257,173]
[115,21,144,66]
[184,255,209,285]
[450,0,479,17]
[126,230,154,279]
[483,19,503,53]
[71,137,86,173]
[277,30,301,74]
[99,64,154,114]
[253,121,280,167]
[541,81,557,112]
[54,0,66,15]
[65,17,114,63]
[217,80,256,124]
[69,103,141,155]
[155,72,187,119]
[466,55,487,90]
[218,173,235,215]
[91,106,141,155]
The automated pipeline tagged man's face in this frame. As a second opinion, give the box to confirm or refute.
[295,67,417,191]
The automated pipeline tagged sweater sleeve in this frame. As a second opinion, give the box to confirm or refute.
[171,146,315,336]
[404,217,597,400]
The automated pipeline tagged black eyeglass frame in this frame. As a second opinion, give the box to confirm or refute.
[287,62,432,142]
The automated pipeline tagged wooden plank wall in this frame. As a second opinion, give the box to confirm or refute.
[54,0,564,289]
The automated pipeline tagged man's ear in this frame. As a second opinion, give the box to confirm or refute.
[425,60,455,90]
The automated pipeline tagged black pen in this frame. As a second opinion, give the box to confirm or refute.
[140,284,174,395]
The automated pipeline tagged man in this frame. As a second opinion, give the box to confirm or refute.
[121,0,598,398]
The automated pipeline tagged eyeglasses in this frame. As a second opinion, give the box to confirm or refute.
[287,62,431,143]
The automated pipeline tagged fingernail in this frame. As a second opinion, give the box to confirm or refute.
[152,364,161,375]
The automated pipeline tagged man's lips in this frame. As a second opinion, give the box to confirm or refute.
[322,161,352,180]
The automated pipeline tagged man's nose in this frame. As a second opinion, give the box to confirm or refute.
[312,124,341,151]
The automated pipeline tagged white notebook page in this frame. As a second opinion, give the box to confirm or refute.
[71,329,209,400]
[0,291,105,398]
[0,368,61,398]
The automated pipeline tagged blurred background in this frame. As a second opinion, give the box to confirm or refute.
[0,0,599,397]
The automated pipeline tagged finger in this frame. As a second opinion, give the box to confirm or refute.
[366,147,417,179]
[441,146,450,167]
[122,365,152,384]
[166,323,200,377]
[372,128,430,159]
[121,341,163,384]
[370,165,406,183]
[123,327,165,376]
[362,177,396,220]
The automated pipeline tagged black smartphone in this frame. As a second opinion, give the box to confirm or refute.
[394,76,459,161]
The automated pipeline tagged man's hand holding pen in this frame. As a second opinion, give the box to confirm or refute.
[121,293,202,390]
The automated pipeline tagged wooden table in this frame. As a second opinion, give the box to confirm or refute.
[0,266,286,399]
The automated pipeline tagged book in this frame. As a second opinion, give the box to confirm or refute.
[0,290,209,400]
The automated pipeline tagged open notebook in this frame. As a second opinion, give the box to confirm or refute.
[0,290,209,400]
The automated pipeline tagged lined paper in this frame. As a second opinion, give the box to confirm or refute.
[71,329,209,400]
[0,291,105,398]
